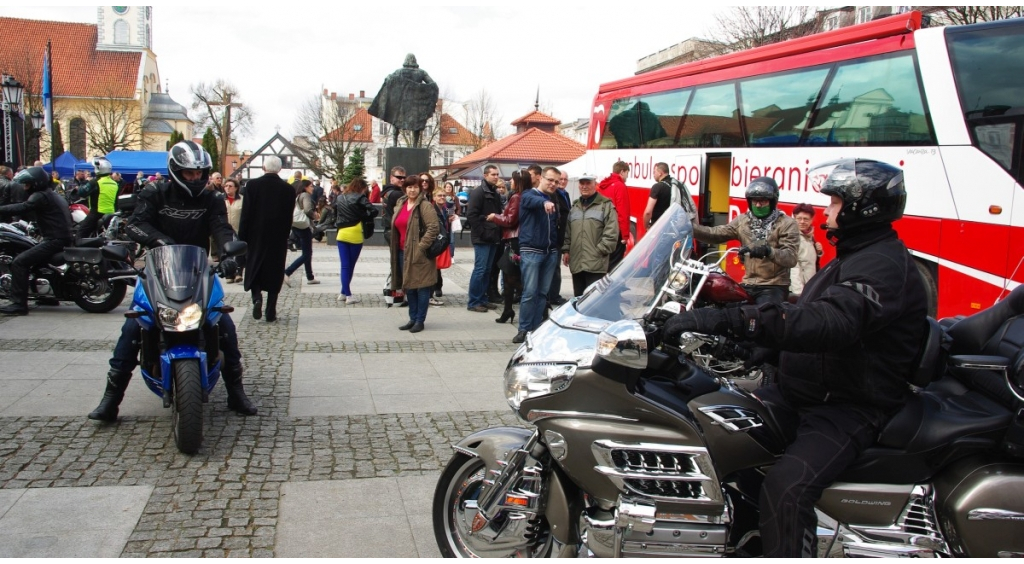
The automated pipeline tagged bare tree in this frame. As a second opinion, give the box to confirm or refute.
[464,88,503,150]
[705,6,820,54]
[82,83,143,155]
[292,93,365,179]
[937,6,1024,25]
[190,80,254,171]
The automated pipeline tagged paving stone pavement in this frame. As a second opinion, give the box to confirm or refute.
[0,244,565,557]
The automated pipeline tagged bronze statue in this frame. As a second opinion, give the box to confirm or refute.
[368,54,439,148]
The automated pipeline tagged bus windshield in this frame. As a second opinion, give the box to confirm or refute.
[948,19,1024,119]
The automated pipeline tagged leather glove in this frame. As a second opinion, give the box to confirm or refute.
[664,307,745,344]
[745,244,772,259]
[743,346,779,371]
[219,257,238,280]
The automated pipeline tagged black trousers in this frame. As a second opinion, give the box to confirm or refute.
[77,210,104,239]
[753,385,889,557]
[744,284,789,305]
[10,238,69,306]
[571,271,604,297]
[607,240,627,271]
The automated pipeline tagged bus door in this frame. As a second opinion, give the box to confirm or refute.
[700,153,734,263]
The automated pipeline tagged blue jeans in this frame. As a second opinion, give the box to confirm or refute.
[338,242,362,296]
[518,250,559,332]
[468,243,499,308]
[285,227,314,280]
[398,249,431,324]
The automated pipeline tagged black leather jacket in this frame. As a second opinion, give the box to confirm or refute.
[743,225,927,412]
[466,181,503,245]
[0,186,73,242]
[126,180,234,252]
[334,192,378,228]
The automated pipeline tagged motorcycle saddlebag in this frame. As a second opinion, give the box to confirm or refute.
[63,247,109,276]
[116,193,136,213]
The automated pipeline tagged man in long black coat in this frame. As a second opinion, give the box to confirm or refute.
[239,156,296,322]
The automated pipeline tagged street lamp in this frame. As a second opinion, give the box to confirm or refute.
[30,111,43,132]
[1,75,25,167]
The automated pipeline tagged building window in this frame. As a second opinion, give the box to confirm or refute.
[857,6,873,24]
[69,118,86,160]
[823,15,840,31]
[114,19,129,44]
[379,121,388,135]
[443,150,455,166]
[448,127,458,134]
[376,148,383,166]
[354,124,363,131]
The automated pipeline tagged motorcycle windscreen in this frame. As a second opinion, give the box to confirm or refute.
[144,245,209,303]
[575,203,693,322]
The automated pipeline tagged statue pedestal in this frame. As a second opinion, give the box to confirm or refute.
[385,147,430,181]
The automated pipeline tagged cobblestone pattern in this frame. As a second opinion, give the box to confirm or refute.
[0,283,525,556]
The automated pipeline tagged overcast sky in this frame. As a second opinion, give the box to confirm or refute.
[6,4,720,150]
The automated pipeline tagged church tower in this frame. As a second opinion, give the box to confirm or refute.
[96,6,152,51]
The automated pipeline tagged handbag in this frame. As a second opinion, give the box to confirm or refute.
[436,250,452,269]
[450,214,463,233]
[418,204,450,259]
[362,218,375,240]
[292,200,310,229]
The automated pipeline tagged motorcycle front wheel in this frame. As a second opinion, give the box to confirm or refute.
[73,278,127,313]
[171,359,204,454]
[432,453,552,558]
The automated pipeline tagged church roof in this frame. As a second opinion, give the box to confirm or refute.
[146,92,190,121]
[510,110,561,127]
[0,17,142,99]
[450,127,585,169]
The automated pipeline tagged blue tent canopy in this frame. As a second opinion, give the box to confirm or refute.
[41,152,84,178]
[73,151,169,176]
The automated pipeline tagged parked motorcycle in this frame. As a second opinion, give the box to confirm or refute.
[124,242,245,454]
[0,222,133,313]
[433,203,1024,558]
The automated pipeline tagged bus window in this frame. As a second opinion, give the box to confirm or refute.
[640,88,693,148]
[605,97,642,149]
[974,123,1016,170]
[739,67,831,146]
[678,83,743,148]
[807,53,934,146]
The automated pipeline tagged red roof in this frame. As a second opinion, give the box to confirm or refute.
[0,17,141,99]
[439,113,479,146]
[324,107,373,143]
[511,110,561,127]
[450,127,585,168]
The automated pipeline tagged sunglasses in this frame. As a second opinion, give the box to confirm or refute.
[394,175,406,180]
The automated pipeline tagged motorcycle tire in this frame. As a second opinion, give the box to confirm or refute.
[73,279,127,313]
[433,453,552,558]
[171,359,204,455]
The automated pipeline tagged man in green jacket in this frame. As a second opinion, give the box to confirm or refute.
[562,173,619,297]
[76,157,119,238]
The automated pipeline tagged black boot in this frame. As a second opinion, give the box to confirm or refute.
[252,291,262,320]
[88,370,133,422]
[265,292,278,322]
[222,366,257,415]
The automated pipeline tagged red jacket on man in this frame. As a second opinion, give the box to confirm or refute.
[598,173,630,241]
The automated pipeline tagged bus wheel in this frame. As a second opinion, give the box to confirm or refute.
[915,259,938,317]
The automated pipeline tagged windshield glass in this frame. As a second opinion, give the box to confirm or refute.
[574,204,693,322]
[947,20,1024,119]
[145,245,208,302]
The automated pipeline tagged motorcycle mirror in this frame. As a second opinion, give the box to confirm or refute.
[223,240,248,257]
[596,320,648,370]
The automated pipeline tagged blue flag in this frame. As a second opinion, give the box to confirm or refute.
[42,41,52,133]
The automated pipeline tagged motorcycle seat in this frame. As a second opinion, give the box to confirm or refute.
[75,238,106,248]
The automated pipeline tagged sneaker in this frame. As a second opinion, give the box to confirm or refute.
[346,296,361,304]
[512,330,528,344]
[307,279,320,285]
[429,298,444,306]
[337,294,346,302]
[467,305,489,313]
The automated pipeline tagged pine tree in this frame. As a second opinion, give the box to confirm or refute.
[201,127,220,173]
[166,130,185,150]
[340,147,365,186]
[50,121,65,161]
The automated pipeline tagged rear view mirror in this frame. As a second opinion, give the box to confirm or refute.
[223,241,247,257]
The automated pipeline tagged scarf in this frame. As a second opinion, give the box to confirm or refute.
[747,209,781,242]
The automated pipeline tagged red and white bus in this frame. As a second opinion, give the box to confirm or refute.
[572,11,1024,318]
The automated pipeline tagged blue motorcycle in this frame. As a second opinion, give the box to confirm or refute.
[120,241,245,454]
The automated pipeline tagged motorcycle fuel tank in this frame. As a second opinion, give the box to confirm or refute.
[933,456,1024,557]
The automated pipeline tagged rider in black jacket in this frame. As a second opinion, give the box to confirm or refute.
[88,141,256,422]
[664,159,927,557]
[0,167,74,315]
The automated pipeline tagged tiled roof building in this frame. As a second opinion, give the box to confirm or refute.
[0,8,191,161]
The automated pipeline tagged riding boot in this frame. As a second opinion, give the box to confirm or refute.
[87,369,133,422]
[265,292,278,322]
[222,365,257,415]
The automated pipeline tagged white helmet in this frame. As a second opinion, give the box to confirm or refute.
[92,157,112,176]
[167,140,212,198]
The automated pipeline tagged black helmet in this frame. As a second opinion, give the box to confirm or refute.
[13,167,51,192]
[168,140,212,198]
[745,176,779,216]
[814,158,905,237]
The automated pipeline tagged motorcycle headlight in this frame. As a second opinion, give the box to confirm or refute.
[668,270,690,291]
[157,303,202,332]
[504,363,576,409]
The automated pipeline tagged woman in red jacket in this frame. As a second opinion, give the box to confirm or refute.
[486,170,527,324]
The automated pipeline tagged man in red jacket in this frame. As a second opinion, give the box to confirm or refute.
[597,160,631,269]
